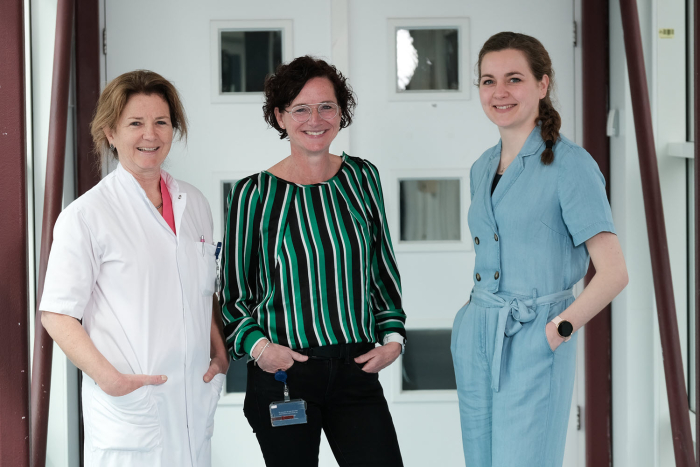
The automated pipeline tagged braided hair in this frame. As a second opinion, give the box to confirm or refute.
[477,32,561,165]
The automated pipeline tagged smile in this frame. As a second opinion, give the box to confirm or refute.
[137,147,159,152]
[303,130,327,136]
[494,105,516,110]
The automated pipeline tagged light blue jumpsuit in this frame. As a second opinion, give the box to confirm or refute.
[451,127,616,467]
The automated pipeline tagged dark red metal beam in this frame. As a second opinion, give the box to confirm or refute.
[74,2,101,462]
[30,0,75,465]
[0,1,30,465]
[581,1,612,466]
[694,0,700,463]
[619,0,695,465]
[74,0,101,197]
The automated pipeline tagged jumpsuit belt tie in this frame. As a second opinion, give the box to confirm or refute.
[470,288,574,392]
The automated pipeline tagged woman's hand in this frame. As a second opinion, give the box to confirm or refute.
[41,311,168,397]
[204,296,230,382]
[545,321,565,352]
[98,372,167,397]
[354,342,401,373]
[253,340,309,373]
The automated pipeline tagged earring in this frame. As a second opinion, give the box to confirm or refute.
[109,144,115,151]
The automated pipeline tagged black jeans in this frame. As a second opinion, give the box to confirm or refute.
[243,344,404,467]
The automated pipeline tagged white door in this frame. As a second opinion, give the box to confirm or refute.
[104,1,580,466]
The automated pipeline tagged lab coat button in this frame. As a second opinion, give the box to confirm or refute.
[494,271,500,280]
[494,234,499,241]
[475,237,480,245]
[476,273,481,281]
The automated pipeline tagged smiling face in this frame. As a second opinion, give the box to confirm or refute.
[479,49,549,134]
[274,77,341,157]
[103,93,173,178]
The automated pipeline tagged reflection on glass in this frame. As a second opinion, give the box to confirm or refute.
[402,330,457,390]
[688,0,695,141]
[220,30,282,93]
[400,179,460,241]
[689,159,696,412]
[226,358,248,393]
[396,28,459,92]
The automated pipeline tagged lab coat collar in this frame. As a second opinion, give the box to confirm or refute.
[161,168,187,238]
[114,163,187,238]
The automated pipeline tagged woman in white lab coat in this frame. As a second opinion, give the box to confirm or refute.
[40,70,229,467]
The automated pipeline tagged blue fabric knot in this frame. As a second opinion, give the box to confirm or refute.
[469,288,574,393]
[504,298,537,336]
[491,298,538,391]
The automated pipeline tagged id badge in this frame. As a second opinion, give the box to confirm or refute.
[269,369,307,427]
[269,399,307,426]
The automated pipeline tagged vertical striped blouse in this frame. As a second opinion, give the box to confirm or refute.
[220,154,407,360]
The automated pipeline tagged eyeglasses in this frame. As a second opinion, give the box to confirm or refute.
[285,102,340,123]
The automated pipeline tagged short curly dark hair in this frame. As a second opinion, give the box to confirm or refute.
[263,56,357,139]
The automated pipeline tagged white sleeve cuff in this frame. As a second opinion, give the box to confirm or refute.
[382,333,405,354]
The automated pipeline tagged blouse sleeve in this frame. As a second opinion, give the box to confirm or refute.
[39,207,101,319]
[363,161,407,341]
[220,176,267,359]
[558,147,616,246]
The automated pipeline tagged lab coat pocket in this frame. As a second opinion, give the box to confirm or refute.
[205,373,226,439]
[89,385,161,452]
[196,242,218,296]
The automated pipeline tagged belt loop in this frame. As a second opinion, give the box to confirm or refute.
[531,288,538,300]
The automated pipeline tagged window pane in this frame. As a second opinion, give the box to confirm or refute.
[226,358,248,393]
[396,28,459,91]
[402,329,456,390]
[220,30,282,93]
[400,179,460,241]
[688,0,695,142]
[689,159,696,412]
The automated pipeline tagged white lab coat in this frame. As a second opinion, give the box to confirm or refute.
[40,164,224,467]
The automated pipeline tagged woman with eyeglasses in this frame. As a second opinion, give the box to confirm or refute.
[220,56,406,467]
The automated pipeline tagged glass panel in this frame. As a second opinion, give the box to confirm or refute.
[226,358,248,393]
[220,30,282,93]
[688,0,695,142]
[396,28,459,92]
[689,159,696,412]
[221,179,248,393]
[399,179,460,241]
[402,329,456,390]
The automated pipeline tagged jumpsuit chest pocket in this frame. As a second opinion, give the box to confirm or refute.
[196,241,218,297]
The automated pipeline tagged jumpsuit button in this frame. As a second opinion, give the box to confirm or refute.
[476,273,481,281]
[475,237,480,245]
[494,271,500,280]
[494,233,499,241]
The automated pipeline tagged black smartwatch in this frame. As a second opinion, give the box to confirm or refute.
[551,316,573,342]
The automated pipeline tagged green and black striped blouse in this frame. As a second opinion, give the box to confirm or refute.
[220,154,407,360]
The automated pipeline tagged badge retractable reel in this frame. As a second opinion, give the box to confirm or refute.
[269,370,307,427]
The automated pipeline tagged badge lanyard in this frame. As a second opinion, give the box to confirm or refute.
[269,370,307,427]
